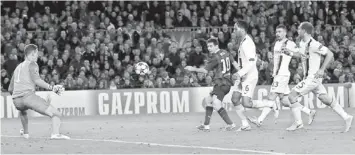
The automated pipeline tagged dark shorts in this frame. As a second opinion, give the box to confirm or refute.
[13,92,50,114]
[210,77,233,101]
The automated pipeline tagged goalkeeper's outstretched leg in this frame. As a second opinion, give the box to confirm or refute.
[13,92,70,140]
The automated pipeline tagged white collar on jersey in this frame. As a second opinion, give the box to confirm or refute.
[278,38,288,42]
[302,36,313,44]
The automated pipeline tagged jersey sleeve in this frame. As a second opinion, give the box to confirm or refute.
[29,62,41,81]
[287,41,301,54]
[237,39,257,77]
[313,41,328,55]
[287,41,297,51]
[273,45,280,76]
[204,55,218,71]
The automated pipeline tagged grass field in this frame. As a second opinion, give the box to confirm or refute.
[1,108,355,154]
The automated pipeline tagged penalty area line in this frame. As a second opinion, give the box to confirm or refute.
[0,135,284,154]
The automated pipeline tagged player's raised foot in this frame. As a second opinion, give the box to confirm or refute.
[20,129,29,139]
[343,115,353,133]
[220,123,236,131]
[50,134,70,140]
[286,122,304,131]
[308,110,317,125]
[247,116,262,127]
[236,125,251,132]
[196,124,210,132]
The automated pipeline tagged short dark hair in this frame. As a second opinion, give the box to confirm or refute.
[235,20,248,31]
[24,44,38,56]
[207,38,219,46]
[276,25,287,31]
[300,22,314,34]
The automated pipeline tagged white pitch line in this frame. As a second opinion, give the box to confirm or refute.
[1,135,284,154]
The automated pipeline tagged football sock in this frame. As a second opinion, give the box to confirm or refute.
[252,100,273,108]
[19,111,29,134]
[301,106,311,115]
[204,106,213,125]
[235,104,249,126]
[51,116,61,135]
[258,107,272,123]
[217,108,233,125]
[290,102,303,124]
[330,98,349,120]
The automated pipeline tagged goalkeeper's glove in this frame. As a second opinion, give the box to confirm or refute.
[49,85,65,95]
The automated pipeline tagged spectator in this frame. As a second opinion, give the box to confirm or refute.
[1,1,353,91]
[1,69,10,91]
[3,53,19,77]
[169,78,177,88]
[109,80,118,90]
[187,45,205,68]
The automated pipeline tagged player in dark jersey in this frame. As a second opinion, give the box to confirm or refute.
[185,38,240,131]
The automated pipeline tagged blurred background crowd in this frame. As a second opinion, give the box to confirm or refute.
[1,1,355,91]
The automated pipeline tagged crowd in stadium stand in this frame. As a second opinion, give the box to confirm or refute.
[1,1,355,91]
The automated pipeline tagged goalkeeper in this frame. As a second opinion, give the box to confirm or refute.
[8,44,70,140]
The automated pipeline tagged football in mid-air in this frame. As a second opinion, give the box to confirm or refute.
[135,62,150,75]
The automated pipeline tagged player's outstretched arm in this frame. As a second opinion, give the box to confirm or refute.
[29,62,53,90]
[283,46,306,58]
[283,41,307,58]
[195,68,208,74]
[185,56,218,74]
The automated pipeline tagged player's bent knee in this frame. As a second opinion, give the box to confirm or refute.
[203,96,213,108]
[212,95,223,110]
[288,91,299,103]
[241,97,253,108]
[44,106,62,118]
[280,96,291,107]
[231,92,241,106]
[318,94,332,106]
[19,110,27,116]
[268,93,278,101]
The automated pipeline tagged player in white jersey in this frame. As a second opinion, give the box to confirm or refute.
[231,21,277,131]
[248,25,316,127]
[284,22,353,132]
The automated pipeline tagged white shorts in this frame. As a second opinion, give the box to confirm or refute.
[231,77,258,98]
[202,95,223,109]
[292,77,327,96]
[270,75,290,94]
[203,95,213,107]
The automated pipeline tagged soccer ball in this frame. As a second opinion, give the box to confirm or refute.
[135,62,150,75]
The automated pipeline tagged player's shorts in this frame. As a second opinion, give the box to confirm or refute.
[12,92,50,114]
[292,77,327,96]
[210,77,233,101]
[270,75,290,94]
[231,76,258,98]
